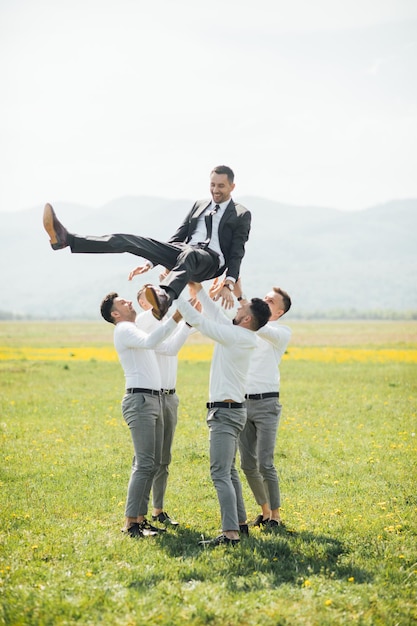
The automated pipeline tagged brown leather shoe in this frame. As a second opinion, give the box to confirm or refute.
[145,285,171,320]
[43,203,69,250]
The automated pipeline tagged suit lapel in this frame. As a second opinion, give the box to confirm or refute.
[189,199,235,240]
[218,200,235,235]
[192,201,211,219]
[187,201,211,241]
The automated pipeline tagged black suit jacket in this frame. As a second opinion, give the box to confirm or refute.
[168,199,251,280]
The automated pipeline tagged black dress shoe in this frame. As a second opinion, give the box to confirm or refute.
[251,514,270,527]
[152,511,179,526]
[198,534,240,547]
[43,203,69,250]
[138,519,166,534]
[239,523,249,535]
[121,523,145,538]
[145,285,171,320]
[266,519,285,529]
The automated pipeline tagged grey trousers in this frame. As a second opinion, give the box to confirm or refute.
[70,233,221,299]
[239,397,282,510]
[122,392,163,518]
[207,406,247,531]
[152,393,179,510]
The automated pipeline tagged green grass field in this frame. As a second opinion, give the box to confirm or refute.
[1,321,416,625]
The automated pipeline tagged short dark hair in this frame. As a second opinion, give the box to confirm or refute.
[273,287,292,313]
[249,298,271,331]
[211,165,234,183]
[100,292,118,324]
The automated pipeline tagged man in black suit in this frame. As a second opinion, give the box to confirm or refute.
[43,165,251,320]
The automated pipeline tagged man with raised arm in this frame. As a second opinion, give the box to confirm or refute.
[100,292,182,539]
[135,285,192,528]
[234,279,292,529]
[176,283,271,547]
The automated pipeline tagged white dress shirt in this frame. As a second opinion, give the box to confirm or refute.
[246,321,292,394]
[114,317,177,390]
[177,289,257,403]
[135,309,191,389]
[188,200,229,267]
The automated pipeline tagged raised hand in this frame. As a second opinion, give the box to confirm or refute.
[188,282,202,300]
[215,286,234,309]
[128,264,151,281]
[208,276,224,300]
[159,268,170,281]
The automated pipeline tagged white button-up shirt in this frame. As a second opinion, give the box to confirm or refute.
[188,200,228,267]
[135,309,191,389]
[246,321,292,394]
[114,317,177,390]
[177,289,257,403]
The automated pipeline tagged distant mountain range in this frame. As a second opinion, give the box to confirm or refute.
[1,196,416,319]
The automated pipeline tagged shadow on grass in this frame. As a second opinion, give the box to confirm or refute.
[156,525,372,588]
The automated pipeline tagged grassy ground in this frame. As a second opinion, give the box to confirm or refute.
[0,321,416,625]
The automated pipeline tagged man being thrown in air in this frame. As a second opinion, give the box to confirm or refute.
[43,165,251,320]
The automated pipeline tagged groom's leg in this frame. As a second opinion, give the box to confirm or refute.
[160,247,220,298]
[70,234,181,269]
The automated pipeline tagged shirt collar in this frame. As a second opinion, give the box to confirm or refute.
[211,199,231,212]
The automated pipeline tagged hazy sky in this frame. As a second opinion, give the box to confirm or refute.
[1,0,416,212]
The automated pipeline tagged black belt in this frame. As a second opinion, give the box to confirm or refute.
[194,244,220,258]
[126,388,161,396]
[161,388,176,395]
[206,401,246,409]
[245,392,279,400]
